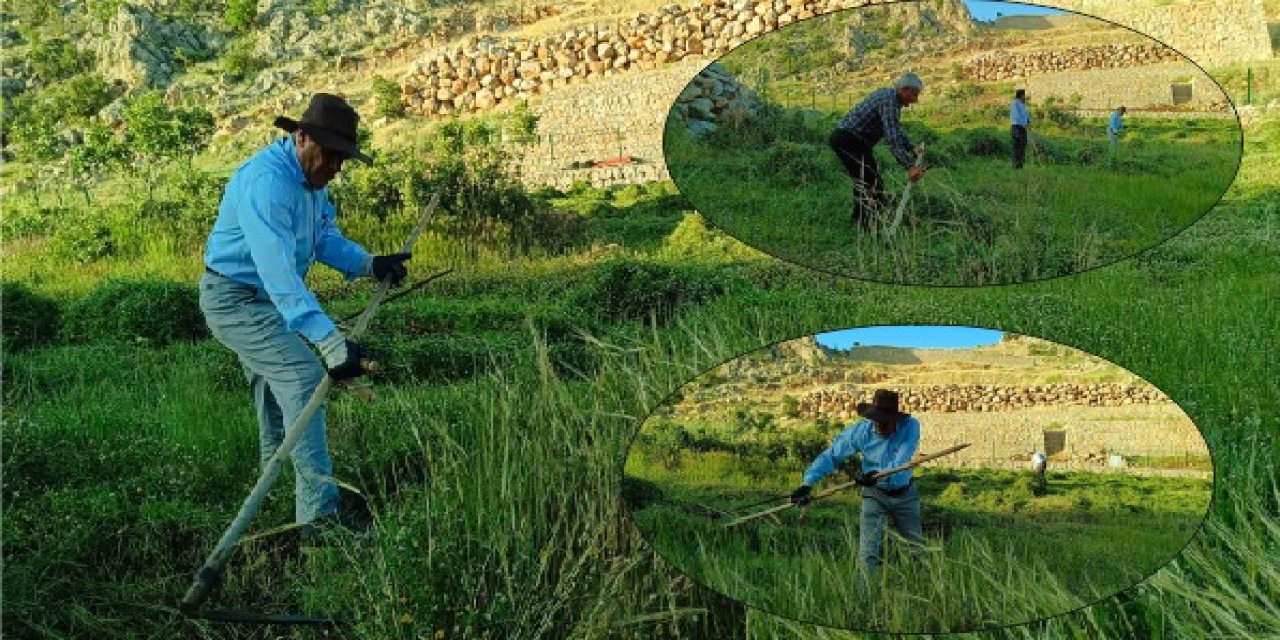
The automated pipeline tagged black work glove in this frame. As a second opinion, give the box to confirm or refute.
[325,339,370,381]
[790,484,813,506]
[855,471,878,487]
[371,252,412,287]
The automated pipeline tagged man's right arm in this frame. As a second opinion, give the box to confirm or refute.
[879,96,917,170]
[802,425,862,486]
[238,174,337,344]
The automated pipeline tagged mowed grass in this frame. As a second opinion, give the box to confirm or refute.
[626,451,1210,633]
[665,114,1240,285]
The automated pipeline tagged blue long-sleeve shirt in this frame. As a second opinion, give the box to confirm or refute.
[1010,99,1031,127]
[204,137,371,343]
[1108,110,1124,135]
[803,417,921,490]
[836,87,917,169]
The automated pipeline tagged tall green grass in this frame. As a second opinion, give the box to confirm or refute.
[2,107,1277,640]
[665,112,1240,285]
[627,453,1209,633]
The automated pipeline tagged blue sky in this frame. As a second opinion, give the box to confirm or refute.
[965,1,1066,22]
[815,326,1005,350]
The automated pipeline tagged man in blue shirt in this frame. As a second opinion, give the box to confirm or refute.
[790,389,924,577]
[199,93,411,539]
[1108,105,1126,153]
[1010,89,1031,169]
[828,73,928,230]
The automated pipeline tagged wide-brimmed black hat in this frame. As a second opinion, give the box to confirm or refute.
[274,93,372,165]
[857,389,910,425]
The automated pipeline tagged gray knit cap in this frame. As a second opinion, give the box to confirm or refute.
[894,72,924,91]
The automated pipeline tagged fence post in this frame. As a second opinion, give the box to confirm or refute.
[1246,67,1253,106]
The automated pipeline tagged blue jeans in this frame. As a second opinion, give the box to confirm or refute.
[199,270,337,524]
[860,482,925,575]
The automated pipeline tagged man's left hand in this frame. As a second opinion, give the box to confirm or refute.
[372,253,412,287]
[855,471,878,487]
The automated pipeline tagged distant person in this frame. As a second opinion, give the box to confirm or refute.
[1108,105,1127,153]
[828,73,928,230]
[790,389,923,578]
[1010,88,1031,169]
[1031,451,1047,493]
[200,93,411,542]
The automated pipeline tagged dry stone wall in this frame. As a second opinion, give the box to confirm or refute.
[512,59,707,188]
[963,43,1182,82]
[912,406,1207,471]
[399,0,902,117]
[1022,63,1232,110]
[797,383,1170,419]
[393,0,1263,188]
[1043,0,1272,66]
[668,63,765,136]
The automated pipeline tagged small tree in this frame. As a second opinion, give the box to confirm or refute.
[66,121,128,205]
[224,0,257,33]
[10,112,62,164]
[371,75,405,119]
[44,73,116,121]
[121,92,215,199]
[26,36,95,85]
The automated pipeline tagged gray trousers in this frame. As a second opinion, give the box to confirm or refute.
[860,482,925,575]
[199,271,338,524]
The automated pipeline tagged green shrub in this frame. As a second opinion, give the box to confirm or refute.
[569,259,728,324]
[964,128,1007,156]
[224,0,257,32]
[26,36,95,85]
[506,99,539,143]
[760,140,830,187]
[0,282,61,352]
[1039,95,1083,130]
[62,279,207,346]
[220,37,264,78]
[1,204,65,239]
[41,73,117,121]
[520,209,589,253]
[371,75,405,119]
[53,210,116,263]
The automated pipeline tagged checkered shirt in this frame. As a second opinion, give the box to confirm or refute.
[836,87,916,169]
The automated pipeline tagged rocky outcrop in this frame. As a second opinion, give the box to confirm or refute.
[88,3,224,88]
[667,63,764,136]
[251,0,434,66]
[770,336,827,365]
[964,43,1182,82]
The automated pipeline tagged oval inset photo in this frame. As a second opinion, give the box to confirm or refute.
[662,1,1242,286]
[623,326,1213,633]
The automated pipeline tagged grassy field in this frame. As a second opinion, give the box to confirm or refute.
[625,436,1212,633]
[665,101,1240,286]
[2,83,1278,640]
[663,4,1242,286]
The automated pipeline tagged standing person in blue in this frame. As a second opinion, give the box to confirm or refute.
[199,93,411,540]
[789,389,924,577]
[828,73,928,230]
[1010,88,1031,169]
[1108,105,1127,153]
